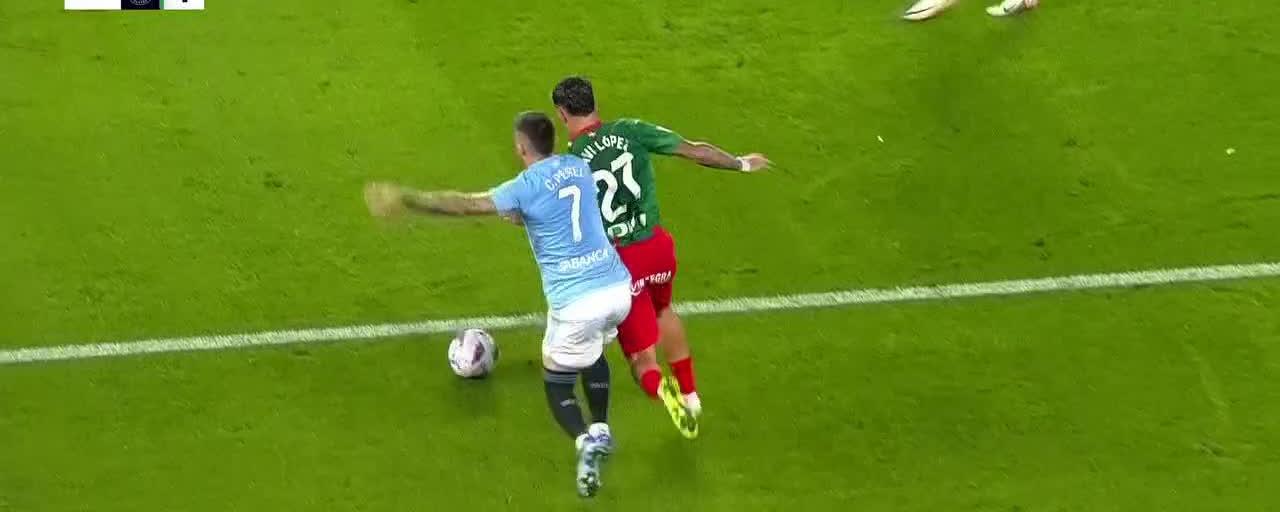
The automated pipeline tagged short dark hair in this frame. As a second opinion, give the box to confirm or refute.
[514,111,555,156]
[552,76,596,116]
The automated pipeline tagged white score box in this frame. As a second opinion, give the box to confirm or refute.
[66,0,204,9]
[164,0,205,10]
[66,0,121,8]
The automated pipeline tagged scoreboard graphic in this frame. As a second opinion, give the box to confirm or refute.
[66,0,204,9]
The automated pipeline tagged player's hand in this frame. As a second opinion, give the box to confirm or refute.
[501,212,525,226]
[738,153,771,173]
[364,181,408,219]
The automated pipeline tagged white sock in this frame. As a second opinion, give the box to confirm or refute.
[683,392,702,412]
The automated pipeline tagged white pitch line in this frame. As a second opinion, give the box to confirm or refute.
[2,262,1279,366]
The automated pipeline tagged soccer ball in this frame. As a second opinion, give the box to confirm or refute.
[447,328,499,378]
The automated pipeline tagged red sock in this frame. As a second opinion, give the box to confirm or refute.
[670,357,696,395]
[639,369,662,399]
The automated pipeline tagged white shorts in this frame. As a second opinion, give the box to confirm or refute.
[542,282,632,372]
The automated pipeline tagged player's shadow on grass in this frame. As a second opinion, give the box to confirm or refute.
[445,357,542,418]
[652,435,699,488]
[446,373,500,418]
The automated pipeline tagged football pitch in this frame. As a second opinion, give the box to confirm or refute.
[2,0,1279,510]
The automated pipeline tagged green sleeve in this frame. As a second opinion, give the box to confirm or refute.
[623,119,684,155]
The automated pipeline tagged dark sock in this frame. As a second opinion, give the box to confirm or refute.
[544,368,587,439]
[580,356,611,424]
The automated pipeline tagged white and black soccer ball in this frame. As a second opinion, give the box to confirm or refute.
[447,328,499,378]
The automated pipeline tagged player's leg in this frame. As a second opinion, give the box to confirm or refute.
[541,362,591,447]
[578,281,631,453]
[583,282,633,457]
[616,290,663,399]
[616,230,697,437]
[616,286,698,438]
[657,307,700,416]
[648,227,701,415]
[544,283,631,497]
[541,313,590,442]
[542,307,604,497]
[551,354,611,498]
[579,353,611,425]
[577,283,632,496]
[614,236,665,398]
[542,352,599,497]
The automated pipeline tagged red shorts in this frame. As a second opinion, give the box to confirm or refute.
[615,226,677,357]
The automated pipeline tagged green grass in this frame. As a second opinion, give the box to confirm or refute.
[1,0,1279,510]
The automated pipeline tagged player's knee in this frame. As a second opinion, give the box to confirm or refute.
[627,347,658,369]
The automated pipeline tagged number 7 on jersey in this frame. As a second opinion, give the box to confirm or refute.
[558,185,583,242]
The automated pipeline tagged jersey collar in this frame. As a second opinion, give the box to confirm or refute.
[569,120,603,142]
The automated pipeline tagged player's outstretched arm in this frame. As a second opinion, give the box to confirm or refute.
[364,182,501,218]
[672,141,770,173]
[403,190,499,216]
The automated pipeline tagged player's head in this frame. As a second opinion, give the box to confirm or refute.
[513,111,556,164]
[552,76,597,122]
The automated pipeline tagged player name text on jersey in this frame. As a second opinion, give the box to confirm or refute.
[578,135,631,162]
[542,164,588,192]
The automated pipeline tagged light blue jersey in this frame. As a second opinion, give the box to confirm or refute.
[492,154,631,310]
